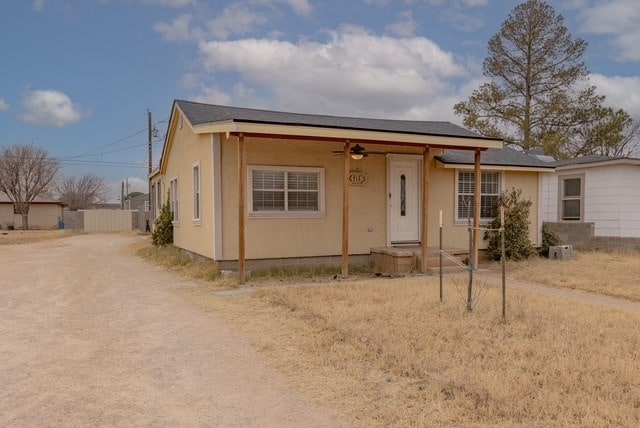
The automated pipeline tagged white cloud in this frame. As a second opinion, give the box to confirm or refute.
[282,0,311,16]
[33,0,46,12]
[196,27,469,120]
[363,0,390,6]
[154,14,199,41]
[589,74,640,119]
[207,4,269,40]
[387,10,418,37]
[579,0,640,61]
[0,99,9,112]
[143,0,197,7]
[154,4,269,42]
[462,0,487,6]
[22,90,85,127]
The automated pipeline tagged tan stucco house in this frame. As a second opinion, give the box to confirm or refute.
[0,193,65,230]
[151,100,553,280]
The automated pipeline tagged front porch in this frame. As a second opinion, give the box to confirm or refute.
[371,246,469,276]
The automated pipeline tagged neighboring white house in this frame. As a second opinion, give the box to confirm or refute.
[540,156,640,242]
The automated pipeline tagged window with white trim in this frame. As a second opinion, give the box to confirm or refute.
[560,175,583,221]
[170,178,179,222]
[193,164,201,221]
[456,171,501,221]
[248,166,324,217]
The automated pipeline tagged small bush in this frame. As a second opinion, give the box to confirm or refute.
[152,200,173,246]
[540,223,560,257]
[485,188,536,261]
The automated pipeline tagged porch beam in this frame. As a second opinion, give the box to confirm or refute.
[473,149,481,269]
[238,133,247,284]
[342,142,351,277]
[421,146,430,273]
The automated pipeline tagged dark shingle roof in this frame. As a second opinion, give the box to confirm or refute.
[436,146,555,169]
[175,100,497,140]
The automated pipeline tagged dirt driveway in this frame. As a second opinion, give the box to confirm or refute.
[0,234,342,426]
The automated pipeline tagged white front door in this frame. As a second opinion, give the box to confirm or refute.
[389,157,421,244]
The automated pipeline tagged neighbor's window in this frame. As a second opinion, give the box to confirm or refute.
[456,171,501,221]
[560,176,583,221]
[193,164,201,221]
[156,181,162,211]
[248,166,324,217]
[170,178,179,222]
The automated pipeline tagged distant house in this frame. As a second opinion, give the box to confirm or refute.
[541,155,640,249]
[0,193,65,230]
[124,193,149,211]
[150,100,552,278]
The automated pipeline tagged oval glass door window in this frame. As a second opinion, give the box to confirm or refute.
[400,174,406,216]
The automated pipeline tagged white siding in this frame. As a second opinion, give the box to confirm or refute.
[541,164,640,238]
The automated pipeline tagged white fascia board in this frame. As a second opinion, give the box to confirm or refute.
[439,162,555,172]
[191,121,502,149]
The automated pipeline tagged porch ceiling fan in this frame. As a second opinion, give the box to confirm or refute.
[332,144,386,159]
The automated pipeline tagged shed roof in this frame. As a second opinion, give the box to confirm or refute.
[0,193,64,205]
[435,146,555,170]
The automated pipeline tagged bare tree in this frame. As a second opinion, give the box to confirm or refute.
[0,144,59,230]
[56,174,110,211]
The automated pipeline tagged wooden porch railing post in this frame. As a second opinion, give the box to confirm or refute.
[238,133,246,284]
[421,146,430,273]
[342,142,350,277]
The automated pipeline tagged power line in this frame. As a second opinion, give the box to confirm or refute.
[61,118,168,160]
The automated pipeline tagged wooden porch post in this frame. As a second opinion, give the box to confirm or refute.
[238,133,246,284]
[473,149,481,269]
[342,142,351,277]
[421,146,430,273]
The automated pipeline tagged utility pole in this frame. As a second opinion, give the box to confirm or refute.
[148,110,153,228]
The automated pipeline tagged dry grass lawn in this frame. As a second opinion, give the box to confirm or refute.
[137,244,640,425]
[183,275,640,427]
[0,229,78,245]
[504,249,640,301]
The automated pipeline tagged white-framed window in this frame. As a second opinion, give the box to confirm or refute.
[559,174,584,221]
[193,163,201,222]
[456,170,502,222]
[248,166,325,218]
[170,178,179,222]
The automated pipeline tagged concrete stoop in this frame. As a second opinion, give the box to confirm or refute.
[371,246,468,276]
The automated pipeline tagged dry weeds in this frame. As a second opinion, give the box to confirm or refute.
[135,242,224,284]
[0,229,78,245]
[505,250,640,301]
[183,276,640,427]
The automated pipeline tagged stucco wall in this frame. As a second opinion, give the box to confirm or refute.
[542,164,640,238]
[163,117,215,259]
[0,203,63,229]
[220,136,408,260]
[161,122,542,261]
[433,167,541,249]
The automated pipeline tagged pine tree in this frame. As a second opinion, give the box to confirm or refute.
[152,200,173,246]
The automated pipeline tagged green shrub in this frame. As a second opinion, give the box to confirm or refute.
[484,188,535,261]
[540,223,560,257]
[152,200,173,246]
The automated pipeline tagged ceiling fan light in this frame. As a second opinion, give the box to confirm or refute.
[351,153,364,160]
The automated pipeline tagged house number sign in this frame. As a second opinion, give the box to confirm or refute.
[348,170,367,186]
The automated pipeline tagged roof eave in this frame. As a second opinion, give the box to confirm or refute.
[192,121,502,150]
[555,158,640,170]
[436,160,555,172]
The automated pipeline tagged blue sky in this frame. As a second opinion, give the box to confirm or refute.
[1,0,638,201]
